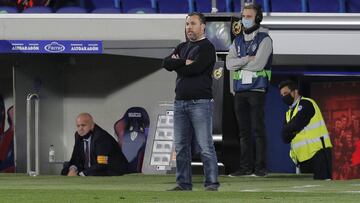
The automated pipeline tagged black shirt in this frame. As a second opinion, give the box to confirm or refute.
[282,98,315,143]
[162,38,216,100]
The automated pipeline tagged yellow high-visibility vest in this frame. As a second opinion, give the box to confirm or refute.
[286,97,332,164]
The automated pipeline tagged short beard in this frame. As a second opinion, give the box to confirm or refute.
[187,35,198,42]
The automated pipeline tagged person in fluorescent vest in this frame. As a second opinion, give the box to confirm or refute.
[279,80,332,180]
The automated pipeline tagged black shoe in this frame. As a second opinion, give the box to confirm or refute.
[167,185,191,191]
[254,169,267,177]
[228,170,253,177]
[204,186,218,191]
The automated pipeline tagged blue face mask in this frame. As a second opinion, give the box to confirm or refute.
[242,18,254,29]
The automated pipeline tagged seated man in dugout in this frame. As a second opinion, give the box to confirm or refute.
[61,113,128,176]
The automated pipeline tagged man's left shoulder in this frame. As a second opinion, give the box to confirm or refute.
[201,39,216,57]
[93,125,112,138]
[203,38,215,48]
[299,99,315,110]
[258,28,272,39]
[259,27,269,34]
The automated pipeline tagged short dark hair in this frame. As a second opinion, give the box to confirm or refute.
[278,80,299,91]
[187,12,206,25]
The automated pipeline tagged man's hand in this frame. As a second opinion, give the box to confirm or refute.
[248,56,255,61]
[282,125,296,144]
[171,54,180,59]
[67,168,78,176]
[186,59,194,65]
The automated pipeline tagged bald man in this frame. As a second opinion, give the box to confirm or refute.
[62,113,128,176]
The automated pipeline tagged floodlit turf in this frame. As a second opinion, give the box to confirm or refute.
[0,173,360,202]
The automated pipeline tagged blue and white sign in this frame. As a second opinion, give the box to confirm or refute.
[44,42,66,53]
[0,40,102,54]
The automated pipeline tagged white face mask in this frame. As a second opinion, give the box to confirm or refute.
[242,18,254,29]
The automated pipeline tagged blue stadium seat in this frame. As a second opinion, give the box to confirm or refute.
[127,7,156,13]
[84,0,119,12]
[0,6,18,13]
[56,6,87,13]
[89,0,117,8]
[347,0,360,13]
[271,0,304,12]
[51,0,84,10]
[308,0,342,12]
[22,6,53,13]
[121,0,153,13]
[234,0,269,12]
[157,0,190,13]
[91,7,121,13]
[194,0,232,13]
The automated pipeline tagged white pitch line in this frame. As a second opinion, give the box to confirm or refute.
[272,190,307,193]
[293,185,321,189]
[240,189,262,192]
[344,191,360,193]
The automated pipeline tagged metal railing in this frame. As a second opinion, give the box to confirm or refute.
[26,93,40,176]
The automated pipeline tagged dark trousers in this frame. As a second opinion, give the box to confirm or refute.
[299,147,332,180]
[234,91,266,172]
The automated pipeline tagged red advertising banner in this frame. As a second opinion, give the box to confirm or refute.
[312,81,360,180]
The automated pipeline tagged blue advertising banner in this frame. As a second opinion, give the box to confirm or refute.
[0,40,102,54]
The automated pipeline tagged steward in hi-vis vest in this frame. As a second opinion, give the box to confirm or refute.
[279,80,333,180]
[286,97,332,163]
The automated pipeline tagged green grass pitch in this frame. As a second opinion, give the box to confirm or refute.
[0,173,359,202]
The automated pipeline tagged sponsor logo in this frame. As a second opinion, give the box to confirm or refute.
[252,44,257,52]
[70,43,100,51]
[213,67,223,80]
[44,42,65,53]
[298,105,303,111]
[11,43,40,51]
[232,21,242,36]
[130,131,138,141]
[128,112,142,118]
